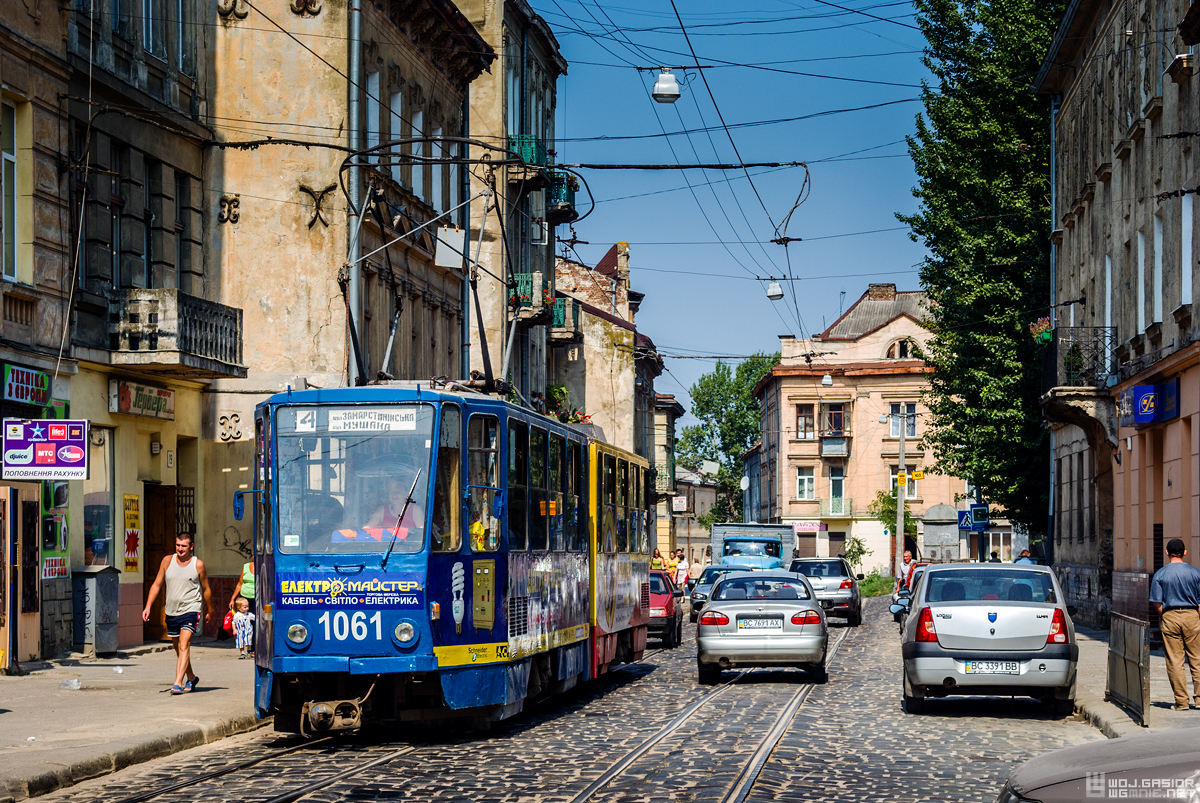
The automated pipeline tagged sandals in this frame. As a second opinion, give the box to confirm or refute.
[184,676,200,692]
[169,685,186,695]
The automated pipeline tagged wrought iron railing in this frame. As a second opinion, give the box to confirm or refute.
[819,498,853,517]
[552,297,580,329]
[547,172,578,224]
[1043,326,1118,389]
[512,273,552,308]
[508,134,549,167]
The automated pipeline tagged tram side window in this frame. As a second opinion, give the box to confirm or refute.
[549,434,565,551]
[467,415,500,553]
[645,468,655,554]
[602,454,616,553]
[431,405,462,553]
[565,441,581,552]
[529,427,549,551]
[631,465,642,554]
[508,421,528,551]
[255,416,269,555]
[617,459,629,552]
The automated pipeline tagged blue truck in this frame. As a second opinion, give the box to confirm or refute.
[711,523,797,570]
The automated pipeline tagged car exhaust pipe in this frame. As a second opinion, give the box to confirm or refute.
[719,658,732,669]
[943,677,957,689]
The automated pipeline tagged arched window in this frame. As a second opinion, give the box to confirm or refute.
[886,339,912,359]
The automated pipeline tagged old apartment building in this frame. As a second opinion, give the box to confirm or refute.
[457,0,569,404]
[1037,0,1200,627]
[749,285,975,576]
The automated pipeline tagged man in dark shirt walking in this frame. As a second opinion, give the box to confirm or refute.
[1149,538,1200,710]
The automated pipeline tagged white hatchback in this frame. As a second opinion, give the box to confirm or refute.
[892,564,1077,714]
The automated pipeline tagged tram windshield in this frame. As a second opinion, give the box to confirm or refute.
[275,405,435,554]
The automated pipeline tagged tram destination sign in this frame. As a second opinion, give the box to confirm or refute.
[3,418,89,480]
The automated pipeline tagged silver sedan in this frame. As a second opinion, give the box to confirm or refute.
[894,564,1077,714]
[696,571,828,685]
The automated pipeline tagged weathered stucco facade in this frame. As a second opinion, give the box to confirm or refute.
[1037,0,1200,627]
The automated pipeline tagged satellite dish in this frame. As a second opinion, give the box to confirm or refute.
[739,476,750,491]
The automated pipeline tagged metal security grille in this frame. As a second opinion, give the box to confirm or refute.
[508,595,529,638]
[640,582,650,612]
[177,487,196,536]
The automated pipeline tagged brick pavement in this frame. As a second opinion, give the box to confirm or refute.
[34,597,1103,803]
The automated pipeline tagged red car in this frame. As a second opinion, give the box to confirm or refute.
[649,570,684,648]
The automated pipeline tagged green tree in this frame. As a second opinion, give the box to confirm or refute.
[867,489,918,537]
[899,0,1063,534]
[677,352,778,525]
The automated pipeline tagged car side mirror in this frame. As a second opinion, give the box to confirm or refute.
[673,589,684,598]
[897,589,911,598]
[1066,605,1077,617]
[889,603,907,615]
[856,574,864,580]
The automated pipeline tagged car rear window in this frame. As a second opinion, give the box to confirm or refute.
[790,559,846,577]
[713,576,811,601]
[698,567,743,585]
[925,569,1057,603]
[649,574,671,594]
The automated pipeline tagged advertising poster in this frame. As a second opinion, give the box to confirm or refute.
[40,400,71,579]
[3,418,89,480]
[123,494,140,573]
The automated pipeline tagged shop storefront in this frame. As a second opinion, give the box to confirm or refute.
[0,362,73,670]
[68,367,204,649]
[1112,353,1199,625]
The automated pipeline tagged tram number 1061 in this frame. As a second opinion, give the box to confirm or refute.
[316,610,383,641]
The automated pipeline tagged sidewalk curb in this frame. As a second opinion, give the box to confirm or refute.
[1074,691,1148,739]
[0,712,271,803]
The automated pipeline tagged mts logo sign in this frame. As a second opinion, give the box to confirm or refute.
[34,443,56,464]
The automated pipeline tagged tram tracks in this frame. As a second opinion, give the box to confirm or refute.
[569,625,853,803]
[107,736,422,803]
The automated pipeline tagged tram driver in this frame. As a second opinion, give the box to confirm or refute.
[365,478,425,542]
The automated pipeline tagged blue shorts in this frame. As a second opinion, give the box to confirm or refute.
[166,611,201,637]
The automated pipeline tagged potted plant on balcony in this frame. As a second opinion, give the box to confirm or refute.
[1029,316,1053,344]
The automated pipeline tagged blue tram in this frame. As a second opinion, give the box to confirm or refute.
[248,385,653,733]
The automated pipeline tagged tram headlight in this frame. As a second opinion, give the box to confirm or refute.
[394,622,415,643]
[287,623,309,645]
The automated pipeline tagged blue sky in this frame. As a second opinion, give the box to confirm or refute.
[529,0,932,425]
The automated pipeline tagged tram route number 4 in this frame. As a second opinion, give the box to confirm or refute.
[317,610,383,641]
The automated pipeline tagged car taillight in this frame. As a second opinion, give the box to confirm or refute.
[839,578,853,589]
[915,607,938,643]
[790,610,822,625]
[699,610,729,626]
[1047,608,1069,644]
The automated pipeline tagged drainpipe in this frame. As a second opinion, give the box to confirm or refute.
[347,0,363,385]
[1047,95,1060,567]
[460,91,471,380]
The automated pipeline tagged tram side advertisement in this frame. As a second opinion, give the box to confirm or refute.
[276,572,424,648]
[3,419,89,480]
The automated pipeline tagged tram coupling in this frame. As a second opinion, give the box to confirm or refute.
[300,682,376,736]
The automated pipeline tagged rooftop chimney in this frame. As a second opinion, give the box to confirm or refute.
[867,283,897,301]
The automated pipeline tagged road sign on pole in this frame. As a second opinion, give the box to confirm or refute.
[969,504,989,532]
[957,510,972,530]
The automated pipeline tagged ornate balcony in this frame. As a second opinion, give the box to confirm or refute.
[510,272,553,324]
[546,172,578,225]
[507,135,551,190]
[819,498,853,518]
[109,289,246,379]
[1040,326,1118,392]
[550,297,582,344]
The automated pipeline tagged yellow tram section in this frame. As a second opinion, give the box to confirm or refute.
[587,440,652,635]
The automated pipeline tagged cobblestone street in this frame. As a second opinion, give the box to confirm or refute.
[39,596,1101,803]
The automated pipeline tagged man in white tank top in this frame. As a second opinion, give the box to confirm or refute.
[143,533,213,694]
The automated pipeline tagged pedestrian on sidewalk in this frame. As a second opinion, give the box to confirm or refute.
[232,597,255,659]
[143,533,213,694]
[675,549,690,590]
[1015,549,1034,564]
[1149,538,1200,711]
[228,559,255,655]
